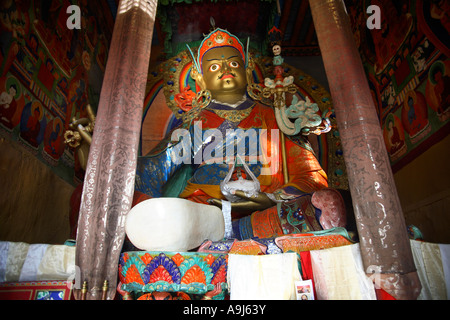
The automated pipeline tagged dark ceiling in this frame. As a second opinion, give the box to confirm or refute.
[106,0,320,58]
[275,0,319,56]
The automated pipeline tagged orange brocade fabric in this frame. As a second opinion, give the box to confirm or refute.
[251,206,284,239]
[275,233,353,254]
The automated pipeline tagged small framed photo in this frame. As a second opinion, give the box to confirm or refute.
[295,280,315,300]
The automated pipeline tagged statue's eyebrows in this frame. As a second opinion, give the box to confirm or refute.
[206,55,239,61]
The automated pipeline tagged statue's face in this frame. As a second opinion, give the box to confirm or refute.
[201,46,247,100]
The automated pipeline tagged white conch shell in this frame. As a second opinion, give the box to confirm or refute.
[125,198,225,252]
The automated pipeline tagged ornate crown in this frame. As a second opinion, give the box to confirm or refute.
[190,28,246,74]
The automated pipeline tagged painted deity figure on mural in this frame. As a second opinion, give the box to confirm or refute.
[125,28,349,252]
[0,83,17,128]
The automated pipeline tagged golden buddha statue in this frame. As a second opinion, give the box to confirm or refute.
[126,28,348,252]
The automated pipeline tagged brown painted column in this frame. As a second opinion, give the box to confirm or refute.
[309,0,421,299]
[74,0,157,300]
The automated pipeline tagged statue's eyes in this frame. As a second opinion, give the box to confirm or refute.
[229,61,240,68]
[209,64,221,72]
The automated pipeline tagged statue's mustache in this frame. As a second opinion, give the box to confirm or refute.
[218,72,236,80]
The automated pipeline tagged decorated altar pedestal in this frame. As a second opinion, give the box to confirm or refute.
[118,229,357,300]
[119,251,228,300]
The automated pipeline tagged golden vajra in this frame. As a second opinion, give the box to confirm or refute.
[64,104,96,170]
[64,104,96,148]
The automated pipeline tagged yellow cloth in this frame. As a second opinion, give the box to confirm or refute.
[179,182,224,200]
[226,252,301,300]
[310,243,376,300]
[411,240,447,300]
[0,241,76,282]
[421,242,447,300]
[411,240,433,299]
[37,245,76,281]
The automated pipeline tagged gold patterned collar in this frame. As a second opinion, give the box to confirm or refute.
[206,98,255,123]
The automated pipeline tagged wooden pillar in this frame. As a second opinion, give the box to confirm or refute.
[74,0,157,300]
[309,0,421,299]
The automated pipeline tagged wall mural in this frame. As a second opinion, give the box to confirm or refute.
[0,0,112,184]
[2,0,448,183]
[347,0,449,172]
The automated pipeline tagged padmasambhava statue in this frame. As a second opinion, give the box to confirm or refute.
[125,28,348,252]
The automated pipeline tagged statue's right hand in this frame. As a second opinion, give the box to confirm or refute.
[207,192,275,218]
[208,197,253,218]
[207,198,223,208]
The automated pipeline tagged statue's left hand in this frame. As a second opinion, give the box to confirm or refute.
[208,190,275,218]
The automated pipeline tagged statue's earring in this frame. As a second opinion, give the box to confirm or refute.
[247,83,263,101]
[190,66,211,108]
[182,88,211,123]
[193,89,211,108]
[181,66,211,123]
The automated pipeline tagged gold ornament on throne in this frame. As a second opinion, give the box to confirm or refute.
[64,104,96,171]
